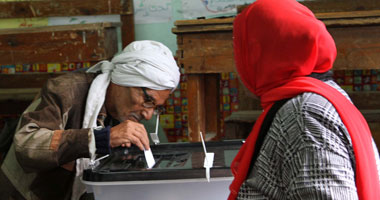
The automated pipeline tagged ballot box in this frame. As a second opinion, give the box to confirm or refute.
[82,140,242,200]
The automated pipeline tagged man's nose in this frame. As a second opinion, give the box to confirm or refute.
[141,107,155,120]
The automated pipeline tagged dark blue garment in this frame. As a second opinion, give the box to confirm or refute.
[93,126,111,154]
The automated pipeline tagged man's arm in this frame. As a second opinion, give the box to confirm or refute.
[14,77,91,172]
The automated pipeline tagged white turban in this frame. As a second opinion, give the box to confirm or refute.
[72,40,180,200]
[111,40,180,91]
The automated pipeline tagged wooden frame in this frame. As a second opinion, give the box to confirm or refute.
[237,0,380,13]
[0,0,135,49]
[173,10,380,142]
[0,0,133,18]
[0,23,119,65]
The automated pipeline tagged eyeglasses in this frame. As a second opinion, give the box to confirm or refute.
[141,87,166,115]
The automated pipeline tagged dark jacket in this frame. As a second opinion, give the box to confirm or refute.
[1,72,97,200]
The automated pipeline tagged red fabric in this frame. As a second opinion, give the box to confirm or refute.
[229,0,380,199]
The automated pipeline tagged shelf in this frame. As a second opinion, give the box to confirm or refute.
[0,73,65,89]
[0,0,133,18]
[0,23,119,65]
[237,1,380,14]
[0,88,40,101]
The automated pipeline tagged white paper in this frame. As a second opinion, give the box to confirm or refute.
[144,148,156,169]
[48,15,120,26]
[200,132,214,182]
[181,0,255,19]
[134,0,172,24]
[203,152,214,168]
[204,152,214,182]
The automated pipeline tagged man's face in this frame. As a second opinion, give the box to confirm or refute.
[105,83,171,122]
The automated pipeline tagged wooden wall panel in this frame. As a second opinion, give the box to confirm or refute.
[204,74,221,138]
[369,122,380,151]
[0,100,31,115]
[349,92,380,110]
[177,32,235,74]
[330,26,380,70]
[0,23,118,65]
[0,73,65,104]
[0,73,63,89]
[175,13,380,74]
[187,74,206,142]
[121,14,135,47]
[237,0,380,14]
[301,0,380,13]
[0,0,133,18]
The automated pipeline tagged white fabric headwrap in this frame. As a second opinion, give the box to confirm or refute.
[72,40,180,200]
[85,40,180,129]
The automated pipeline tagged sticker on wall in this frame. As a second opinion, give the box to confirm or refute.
[160,114,174,129]
[0,17,48,29]
[181,0,255,19]
[134,0,172,24]
[47,63,61,73]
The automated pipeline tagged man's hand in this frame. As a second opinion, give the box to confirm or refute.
[110,120,150,150]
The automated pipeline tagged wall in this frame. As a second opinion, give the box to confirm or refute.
[133,0,311,54]
[134,0,183,54]
[133,0,256,54]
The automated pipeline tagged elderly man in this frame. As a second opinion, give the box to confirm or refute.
[229,0,380,199]
[0,40,180,200]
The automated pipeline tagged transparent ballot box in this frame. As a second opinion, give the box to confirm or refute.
[82,140,243,200]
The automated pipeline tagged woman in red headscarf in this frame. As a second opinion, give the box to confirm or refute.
[229,0,380,199]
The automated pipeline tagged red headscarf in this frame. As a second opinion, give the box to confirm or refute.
[229,0,380,199]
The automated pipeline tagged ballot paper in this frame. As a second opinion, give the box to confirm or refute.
[204,152,214,182]
[144,148,156,169]
[200,132,214,182]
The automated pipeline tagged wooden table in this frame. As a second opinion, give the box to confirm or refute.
[173,10,380,142]
[173,18,234,142]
